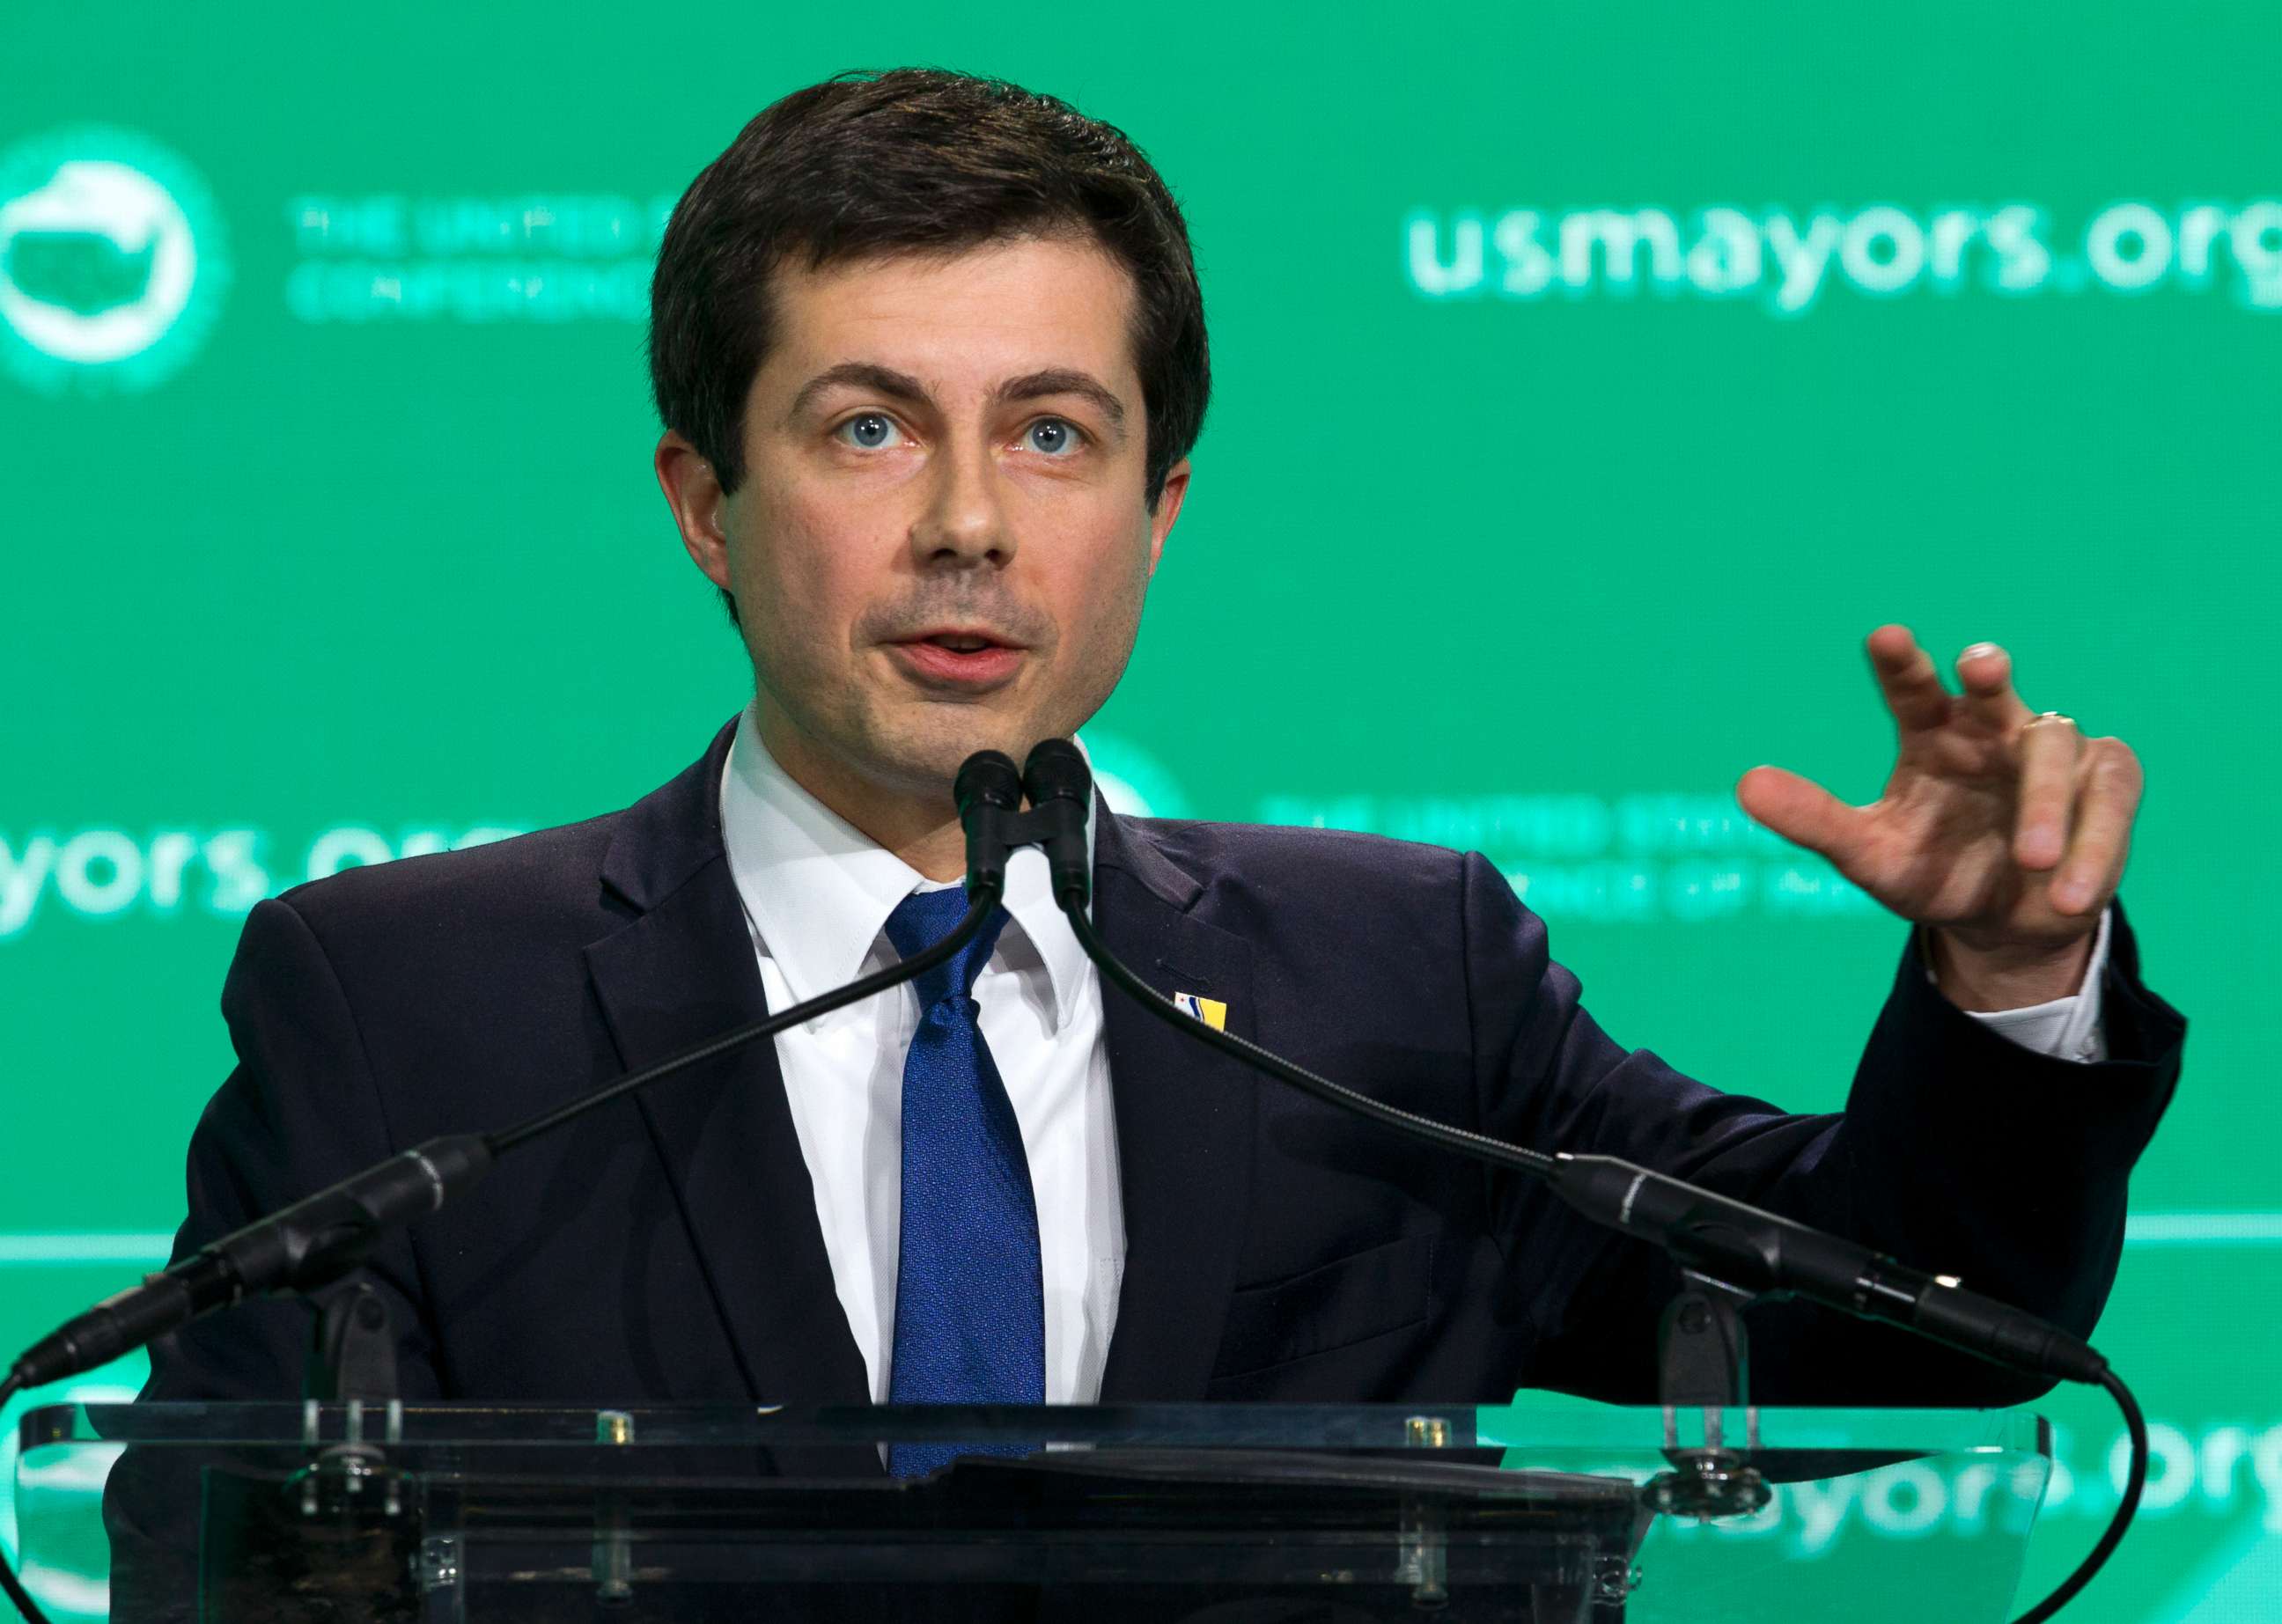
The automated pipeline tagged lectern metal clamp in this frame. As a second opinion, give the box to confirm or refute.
[1644,1274,1770,1520]
[593,1408,637,1607]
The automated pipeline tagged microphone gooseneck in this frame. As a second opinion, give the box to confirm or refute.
[1064,901,1564,1183]
[0,739,2144,1624]
[1035,739,2103,1386]
[9,877,1006,1394]
[1029,734,2139,1623]
[1060,889,2111,1383]
[486,882,999,1156]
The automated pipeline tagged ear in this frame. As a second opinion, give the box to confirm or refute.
[654,430,732,590]
[1145,457,1191,578]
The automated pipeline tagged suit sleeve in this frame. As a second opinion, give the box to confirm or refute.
[105,895,443,1617]
[1461,850,2186,1406]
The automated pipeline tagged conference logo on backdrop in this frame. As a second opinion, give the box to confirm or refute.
[0,127,230,394]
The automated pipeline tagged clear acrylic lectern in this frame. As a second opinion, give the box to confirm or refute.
[13,1396,2050,1621]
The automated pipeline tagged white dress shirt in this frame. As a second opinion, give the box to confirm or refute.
[1925,904,2112,1063]
[719,707,1123,1404]
[716,704,2112,1404]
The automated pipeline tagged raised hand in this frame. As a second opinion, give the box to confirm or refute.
[1734,626,2141,1007]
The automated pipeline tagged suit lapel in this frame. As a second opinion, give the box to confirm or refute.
[1093,805,1261,1401]
[583,721,874,1431]
[581,733,1265,1419]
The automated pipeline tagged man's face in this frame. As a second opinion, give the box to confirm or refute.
[666,234,1189,808]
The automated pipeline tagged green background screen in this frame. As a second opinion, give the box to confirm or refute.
[2,4,2276,1618]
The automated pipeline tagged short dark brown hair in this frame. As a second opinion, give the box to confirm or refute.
[649,68,1211,621]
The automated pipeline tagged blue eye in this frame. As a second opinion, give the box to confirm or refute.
[1026,418,1083,456]
[836,413,903,449]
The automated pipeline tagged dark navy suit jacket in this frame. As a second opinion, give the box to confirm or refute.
[137,716,2186,1434]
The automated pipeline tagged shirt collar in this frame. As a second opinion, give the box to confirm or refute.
[718,704,1093,1032]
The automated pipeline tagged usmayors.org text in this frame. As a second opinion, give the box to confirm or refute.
[1405,200,2282,312]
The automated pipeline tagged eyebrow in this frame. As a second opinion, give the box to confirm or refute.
[784,362,1129,438]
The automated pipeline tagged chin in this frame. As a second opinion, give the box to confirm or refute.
[869,717,1030,796]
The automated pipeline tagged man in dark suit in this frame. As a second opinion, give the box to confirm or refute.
[136,66,2180,1452]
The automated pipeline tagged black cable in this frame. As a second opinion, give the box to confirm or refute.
[0,888,1003,1620]
[2010,1366,2147,1624]
[0,1372,55,1624]
[1060,905,1560,1181]
[0,863,2140,1624]
[1064,896,2148,1624]
[7,888,1001,1403]
[490,884,998,1154]
[0,1339,2147,1624]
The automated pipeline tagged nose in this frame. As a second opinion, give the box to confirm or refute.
[909,437,1015,570]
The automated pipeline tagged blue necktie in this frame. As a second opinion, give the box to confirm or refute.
[881,887,1043,1478]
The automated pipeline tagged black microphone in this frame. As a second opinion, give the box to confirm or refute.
[1544,1155,2104,1383]
[955,749,1025,895]
[8,756,1020,1394]
[1021,738,1093,909]
[1042,907,2146,1624]
[1048,892,2106,1388]
[10,1138,496,1391]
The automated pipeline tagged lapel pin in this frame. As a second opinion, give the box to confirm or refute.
[1171,992,1227,1032]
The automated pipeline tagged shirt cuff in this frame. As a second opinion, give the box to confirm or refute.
[1922,905,2112,1064]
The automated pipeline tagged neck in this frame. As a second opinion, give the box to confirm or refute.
[752,705,970,882]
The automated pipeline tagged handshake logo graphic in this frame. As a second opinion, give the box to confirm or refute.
[0,126,230,395]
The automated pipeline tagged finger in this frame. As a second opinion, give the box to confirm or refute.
[1737,765,1868,864]
[1864,625,1953,734]
[2012,713,2083,870]
[2050,739,2144,914]
[1954,641,2036,734]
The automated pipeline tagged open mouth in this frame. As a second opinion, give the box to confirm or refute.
[889,628,1027,687]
